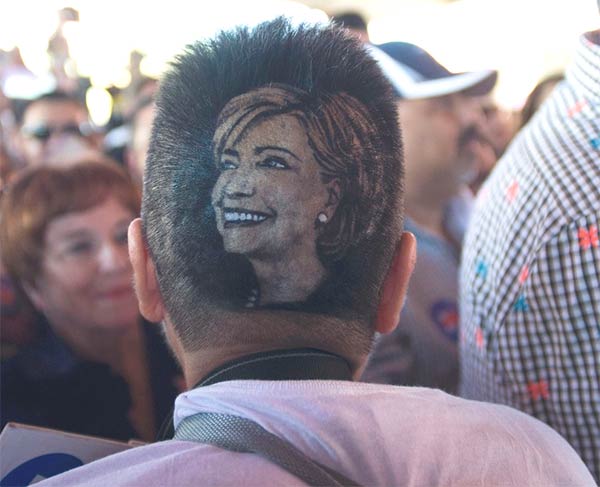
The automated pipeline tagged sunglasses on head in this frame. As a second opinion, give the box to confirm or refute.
[21,122,93,141]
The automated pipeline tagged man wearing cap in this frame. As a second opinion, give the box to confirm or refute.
[362,42,497,393]
[36,19,593,486]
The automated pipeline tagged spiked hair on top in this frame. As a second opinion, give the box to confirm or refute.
[143,18,403,350]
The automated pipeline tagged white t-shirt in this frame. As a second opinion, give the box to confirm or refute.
[38,380,594,486]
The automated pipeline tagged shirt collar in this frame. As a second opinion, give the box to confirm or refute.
[155,348,352,441]
[194,348,353,388]
[566,31,600,104]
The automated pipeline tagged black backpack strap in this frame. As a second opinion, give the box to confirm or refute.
[175,412,361,486]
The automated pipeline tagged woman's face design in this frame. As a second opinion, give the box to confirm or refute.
[211,114,333,259]
[29,196,139,333]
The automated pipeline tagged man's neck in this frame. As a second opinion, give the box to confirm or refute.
[177,327,368,388]
[189,348,353,388]
[184,343,280,388]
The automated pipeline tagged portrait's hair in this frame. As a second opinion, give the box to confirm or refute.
[0,160,139,291]
[144,18,403,351]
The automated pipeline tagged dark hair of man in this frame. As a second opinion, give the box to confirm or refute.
[143,18,402,352]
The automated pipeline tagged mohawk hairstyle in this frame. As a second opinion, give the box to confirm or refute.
[143,17,403,349]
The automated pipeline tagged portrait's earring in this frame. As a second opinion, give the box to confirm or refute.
[316,212,328,227]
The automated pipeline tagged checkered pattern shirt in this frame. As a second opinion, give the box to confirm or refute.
[459,31,600,481]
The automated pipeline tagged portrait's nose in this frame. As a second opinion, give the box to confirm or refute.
[223,171,256,198]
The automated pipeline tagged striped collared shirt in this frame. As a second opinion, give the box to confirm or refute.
[459,31,600,481]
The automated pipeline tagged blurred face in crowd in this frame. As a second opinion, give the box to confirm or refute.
[19,99,96,166]
[398,93,488,191]
[27,196,139,335]
[127,103,155,186]
[467,95,515,192]
[480,96,515,157]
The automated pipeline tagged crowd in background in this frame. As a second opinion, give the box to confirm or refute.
[0,8,177,443]
[0,6,597,483]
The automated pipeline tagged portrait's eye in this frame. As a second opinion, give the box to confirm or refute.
[258,156,290,169]
[219,159,238,170]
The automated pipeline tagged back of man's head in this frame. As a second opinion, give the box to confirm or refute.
[142,18,404,360]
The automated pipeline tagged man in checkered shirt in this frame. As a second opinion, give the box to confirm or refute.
[459,24,600,481]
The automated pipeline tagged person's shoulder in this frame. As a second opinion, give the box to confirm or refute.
[36,439,302,487]
[493,78,599,212]
[429,392,595,483]
[358,384,594,484]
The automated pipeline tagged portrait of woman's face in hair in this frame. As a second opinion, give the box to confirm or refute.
[209,84,385,309]
[211,87,341,306]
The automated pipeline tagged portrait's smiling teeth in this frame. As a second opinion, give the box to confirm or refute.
[223,208,271,227]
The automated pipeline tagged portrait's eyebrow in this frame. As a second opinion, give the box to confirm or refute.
[223,149,240,158]
[255,145,302,163]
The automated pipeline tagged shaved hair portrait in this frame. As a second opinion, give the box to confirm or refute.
[143,18,403,352]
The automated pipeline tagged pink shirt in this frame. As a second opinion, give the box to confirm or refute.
[38,381,594,486]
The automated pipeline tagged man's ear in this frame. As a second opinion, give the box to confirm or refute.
[374,232,417,334]
[128,218,165,323]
